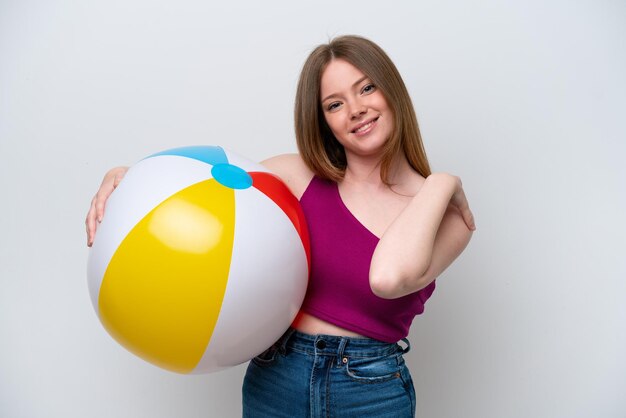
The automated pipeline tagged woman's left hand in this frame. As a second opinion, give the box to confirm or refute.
[448,176,476,231]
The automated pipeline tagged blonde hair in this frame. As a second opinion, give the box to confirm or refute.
[295,35,431,184]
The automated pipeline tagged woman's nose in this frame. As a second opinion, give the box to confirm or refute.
[350,102,367,119]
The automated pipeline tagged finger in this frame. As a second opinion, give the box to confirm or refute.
[451,186,474,229]
[463,208,476,231]
[86,196,98,246]
[94,185,113,223]
[95,170,126,221]
[113,173,123,188]
[86,223,93,247]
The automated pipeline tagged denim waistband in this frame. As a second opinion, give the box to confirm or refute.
[275,328,410,359]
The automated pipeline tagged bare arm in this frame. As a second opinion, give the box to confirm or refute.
[260,153,314,200]
[369,173,475,299]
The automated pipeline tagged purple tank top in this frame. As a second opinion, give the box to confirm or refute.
[299,176,436,343]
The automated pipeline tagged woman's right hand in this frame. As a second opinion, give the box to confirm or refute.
[86,166,129,247]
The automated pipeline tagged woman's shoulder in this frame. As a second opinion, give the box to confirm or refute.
[260,153,315,199]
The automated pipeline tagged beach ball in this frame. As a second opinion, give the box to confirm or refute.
[87,145,310,374]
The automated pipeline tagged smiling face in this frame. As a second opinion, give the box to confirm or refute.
[320,59,394,161]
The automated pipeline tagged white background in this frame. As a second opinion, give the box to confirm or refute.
[1,0,625,417]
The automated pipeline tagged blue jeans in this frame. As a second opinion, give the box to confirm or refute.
[242,329,416,417]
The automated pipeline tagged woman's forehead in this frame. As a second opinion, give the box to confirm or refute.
[320,59,368,99]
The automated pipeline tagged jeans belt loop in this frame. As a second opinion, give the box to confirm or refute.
[336,338,349,366]
[278,328,296,355]
[399,338,411,354]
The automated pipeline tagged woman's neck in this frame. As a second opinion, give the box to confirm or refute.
[342,152,415,191]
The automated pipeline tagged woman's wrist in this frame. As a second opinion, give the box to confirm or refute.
[421,172,458,199]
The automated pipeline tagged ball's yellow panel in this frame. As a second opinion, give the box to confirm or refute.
[98,179,234,373]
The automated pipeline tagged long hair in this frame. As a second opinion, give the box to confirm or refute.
[294,35,431,184]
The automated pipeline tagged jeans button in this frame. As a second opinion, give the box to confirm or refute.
[316,340,326,350]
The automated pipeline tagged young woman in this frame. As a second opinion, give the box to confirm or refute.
[86,35,475,417]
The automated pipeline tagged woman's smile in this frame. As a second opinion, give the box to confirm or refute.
[351,116,380,136]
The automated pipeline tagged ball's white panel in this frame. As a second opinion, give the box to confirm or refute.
[86,155,214,311]
[193,187,308,372]
[221,148,270,173]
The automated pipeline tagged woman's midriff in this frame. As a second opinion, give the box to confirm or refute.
[291,311,364,338]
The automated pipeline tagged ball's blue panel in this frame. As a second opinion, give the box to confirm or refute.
[211,164,253,190]
[147,146,229,166]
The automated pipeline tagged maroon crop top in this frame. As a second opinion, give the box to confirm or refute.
[299,176,436,343]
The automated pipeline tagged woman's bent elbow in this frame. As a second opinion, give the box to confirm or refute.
[370,268,433,299]
[369,273,417,299]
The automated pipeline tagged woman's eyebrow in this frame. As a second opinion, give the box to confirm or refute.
[321,75,369,103]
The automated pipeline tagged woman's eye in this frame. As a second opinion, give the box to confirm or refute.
[362,83,376,94]
[327,102,341,111]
